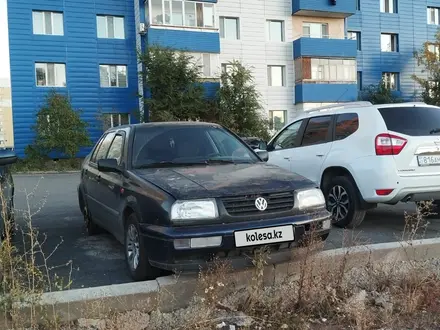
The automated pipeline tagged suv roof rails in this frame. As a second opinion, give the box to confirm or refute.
[307,101,373,114]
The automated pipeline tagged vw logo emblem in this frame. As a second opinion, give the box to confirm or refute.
[255,197,268,211]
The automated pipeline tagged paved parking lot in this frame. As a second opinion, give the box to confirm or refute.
[12,173,440,290]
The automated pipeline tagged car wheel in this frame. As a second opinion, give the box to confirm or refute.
[124,213,160,281]
[84,206,99,236]
[324,176,366,229]
[320,233,329,241]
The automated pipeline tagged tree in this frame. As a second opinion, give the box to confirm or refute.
[412,31,440,105]
[139,45,206,121]
[216,61,270,140]
[29,90,91,158]
[359,80,403,104]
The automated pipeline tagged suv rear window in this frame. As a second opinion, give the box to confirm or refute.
[378,106,440,136]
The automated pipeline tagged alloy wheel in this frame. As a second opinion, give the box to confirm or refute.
[126,224,140,271]
[327,185,350,222]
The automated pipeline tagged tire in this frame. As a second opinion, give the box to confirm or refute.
[124,213,161,281]
[323,175,366,229]
[320,233,330,241]
[84,205,100,236]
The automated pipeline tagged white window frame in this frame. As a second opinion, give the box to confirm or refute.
[148,0,216,29]
[96,15,125,39]
[267,65,286,87]
[302,22,329,39]
[380,0,397,13]
[427,7,440,25]
[428,44,440,59]
[188,52,219,78]
[35,63,66,87]
[219,16,240,40]
[32,11,64,36]
[347,31,361,51]
[382,72,399,91]
[381,33,398,52]
[269,110,287,131]
[106,113,131,128]
[99,65,128,88]
[266,20,285,42]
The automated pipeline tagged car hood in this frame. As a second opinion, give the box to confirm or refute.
[132,163,315,200]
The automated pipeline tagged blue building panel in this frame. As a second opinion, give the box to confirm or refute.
[147,28,221,53]
[7,0,139,158]
[292,0,356,18]
[348,0,437,101]
[293,37,357,59]
[295,84,358,103]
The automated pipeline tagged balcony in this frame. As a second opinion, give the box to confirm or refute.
[292,0,356,18]
[293,37,357,59]
[295,83,358,103]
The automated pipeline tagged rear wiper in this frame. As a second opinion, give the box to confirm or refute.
[136,161,205,168]
[430,128,440,135]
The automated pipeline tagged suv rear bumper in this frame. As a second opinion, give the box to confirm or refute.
[351,157,440,204]
[139,211,331,272]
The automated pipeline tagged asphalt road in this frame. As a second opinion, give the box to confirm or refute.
[11,173,440,290]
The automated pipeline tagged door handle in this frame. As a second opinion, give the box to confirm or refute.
[316,154,324,157]
[283,157,290,160]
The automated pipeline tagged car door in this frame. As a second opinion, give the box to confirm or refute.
[95,132,126,235]
[266,120,306,171]
[85,132,116,226]
[289,115,334,185]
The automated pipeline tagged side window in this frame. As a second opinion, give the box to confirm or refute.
[106,134,124,164]
[270,120,303,150]
[301,116,332,147]
[90,134,106,163]
[93,132,116,163]
[335,113,359,141]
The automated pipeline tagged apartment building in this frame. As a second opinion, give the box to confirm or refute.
[5,0,438,156]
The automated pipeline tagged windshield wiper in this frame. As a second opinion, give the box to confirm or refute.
[203,159,236,164]
[430,128,440,135]
[136,161,206,168]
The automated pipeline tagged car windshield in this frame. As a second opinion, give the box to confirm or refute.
[132,125,260,168]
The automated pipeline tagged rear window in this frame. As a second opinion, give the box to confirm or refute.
[378,106,440,136]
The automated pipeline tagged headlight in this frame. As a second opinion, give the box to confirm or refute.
[171,199,218,221]
[295,188,326,210]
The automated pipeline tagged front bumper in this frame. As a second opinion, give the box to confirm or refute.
[139,210,331,272]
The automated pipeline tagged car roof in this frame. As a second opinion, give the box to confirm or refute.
[104,121,222,133]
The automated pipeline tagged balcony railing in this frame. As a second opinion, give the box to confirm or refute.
[292,0,356,18]
[293,36,357,59]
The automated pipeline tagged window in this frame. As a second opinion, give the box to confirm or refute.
[150,0,214,28]
[347,31,361,51]
[35,63,66,87]
[93,132,116,163]
[267,20,284,42]
[357,71,362,91]
[269,110,287,131]
[267,65,286,86]
[335,113,359,141]
[427,7,440,25]
[301,116,332,147]
[382,72,399,91]
[301,58,356,82]
[97,15,125,39]
[106,135,124,164]
[99,65,127,87]
[221,63,234,74]
[189,53,219,78]
[381,33,398,52]
[220,17,239,40]
[270,120,303,150]
[32,11,64,35]
[302,22,328,39]
[378,106,440,136]
[103,113,130,130]
[380,0,397,13]
[428,44,440,59]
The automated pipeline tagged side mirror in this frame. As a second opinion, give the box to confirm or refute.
[256,150,269,162]
[258,141,267,150]
[0,151,18,166]
[97,158,120,173]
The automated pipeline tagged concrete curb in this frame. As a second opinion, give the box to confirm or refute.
[13,171,81,175]
[7,237,440,327]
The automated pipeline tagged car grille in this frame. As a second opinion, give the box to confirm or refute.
[222,191,294,216]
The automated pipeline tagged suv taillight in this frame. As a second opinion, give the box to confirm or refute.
[375,133,407,155]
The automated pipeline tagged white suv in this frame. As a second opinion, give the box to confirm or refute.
[265,101,440,228]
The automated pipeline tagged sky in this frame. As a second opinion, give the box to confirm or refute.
[0,0,10,86]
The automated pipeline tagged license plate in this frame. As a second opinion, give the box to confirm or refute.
[234,225,294,248]
[417,155,440,166]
